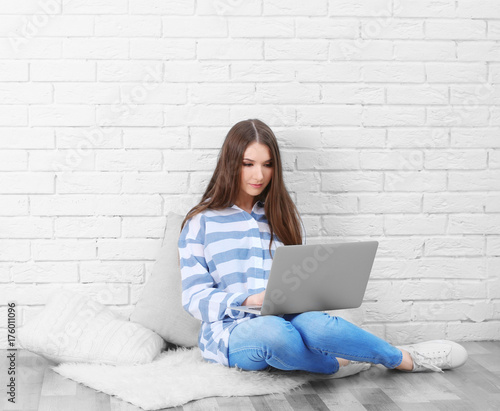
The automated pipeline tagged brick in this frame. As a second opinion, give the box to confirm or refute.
[32,240,96,261]
[265,0,327,15]
[31,60,95,82]
[386,322,446,345]
[297,105,363,126]
[296,62,361,82]
[30,105,94,127]
[425,236,484,256]
[122,217,167,238]
[123,127,189,149]
[122,172,188,193]
[30,149,95,171]
[230,105,296,127]
[363,301,412,322]
[358,193,422,213]
[256,83,320,104]
[489,22,500,40]
[266,40,329,60]
[97,239,160,260]
[54,83,119,105]
[426,19,486,40]
[361,18,423,39]
[121,83,187,105]
[0,38,61,59]
[424,193,486,213]
[272,127,322,149]
[458,41,500,61]
[30,195,162,216]
[373,258,487,279]
[447,322,500,341]
[426,106,489,127]
[97,105,163,127]
[394,0,455,17]
[426,62,487,83]
[163,150,218,171]
[330,40,393,60]
[385,215,447,235]
[12,263,78,283]
[165,105,229,126]
[321,128,386,148]
[323,215,384,236]
[0,61,28,81]
[451,84,500,105]
[0,196,29,216]
[190,83,255,104]
[130,0,194,15]
[162,17,227,37]
[487,238,500,255]
[400,280,486,300]
[196,0,260,16]
[0,83,52,104]
[0,151,27,171]
[0,173,54,194]
[231,62,295,82]
[457,0,500,18]
[362,62,425,83]
[285,171,321,193]
[328,0,392,16]
[295,192,357,214]
[386,85,448,105]
[80,262,144,283]
[322,84,384,104]
[387,128,449,148]
[296,18,358,38]
[372,237,426,260]
[55,217,121,238]
[360,150,423,170]
[96,16,161,37]
[394,41,456,61]
[449,170,500,191]
[296,150,359,170]
[322,171,383,192]
[0,240,30,262]
[385,171,447,192]
[96,150,162,172]
[198,39,262,60]
[164,62,229,82]
[228,17,295,38]
[424,149,487,170]
[98,61,162,82]
[449,214,500,234]
[362,106,426,126]
[0,106,28,126]
[451,128,500,148]
[490,149,500,168]
[56,127,122,149]
[189,172,215,194]
[132,38,195,59]
[0,217,52,239]
[63,38,128,59]
[486,195,500,212]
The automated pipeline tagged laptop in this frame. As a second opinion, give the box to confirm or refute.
[230,241,378,316]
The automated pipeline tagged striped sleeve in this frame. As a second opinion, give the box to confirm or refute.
[178,213,249,323]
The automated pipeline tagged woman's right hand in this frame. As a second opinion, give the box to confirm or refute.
[242,290,266,307]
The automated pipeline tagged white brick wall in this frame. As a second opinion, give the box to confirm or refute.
[0,0,498,349]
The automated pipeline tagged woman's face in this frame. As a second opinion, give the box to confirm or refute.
[238,142,273,203]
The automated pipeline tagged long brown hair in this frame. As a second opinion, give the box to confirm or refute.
[180,119,303,255]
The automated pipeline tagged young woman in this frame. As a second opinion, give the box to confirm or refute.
[178,119,468,375]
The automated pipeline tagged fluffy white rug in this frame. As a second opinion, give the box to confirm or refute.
[52,347,368,410]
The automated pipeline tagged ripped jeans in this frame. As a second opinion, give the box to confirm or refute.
[227,312,403,374]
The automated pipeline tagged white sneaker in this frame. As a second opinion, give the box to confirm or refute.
[330,361,371,379]
[397,340,468,373]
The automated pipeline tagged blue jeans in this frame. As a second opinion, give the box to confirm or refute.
[227,312,403,374]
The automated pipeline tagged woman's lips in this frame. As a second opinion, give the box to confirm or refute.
[250,184,263,188]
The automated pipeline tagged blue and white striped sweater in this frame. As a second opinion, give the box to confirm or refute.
[178,200,291,366]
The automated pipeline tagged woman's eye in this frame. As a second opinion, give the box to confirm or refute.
[243,163,252,167]
[265,163,273,168]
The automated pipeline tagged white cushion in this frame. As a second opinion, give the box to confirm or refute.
[17,289,164,365]
[130,212,201,347]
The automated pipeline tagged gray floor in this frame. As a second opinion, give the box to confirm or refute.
[1,341,499,411]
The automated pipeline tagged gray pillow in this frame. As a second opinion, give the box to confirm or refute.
[130,212,200,347]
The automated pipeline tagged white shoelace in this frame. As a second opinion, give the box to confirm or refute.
[410,349,446,373]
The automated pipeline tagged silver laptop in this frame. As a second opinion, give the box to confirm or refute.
[230,241,378,316]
